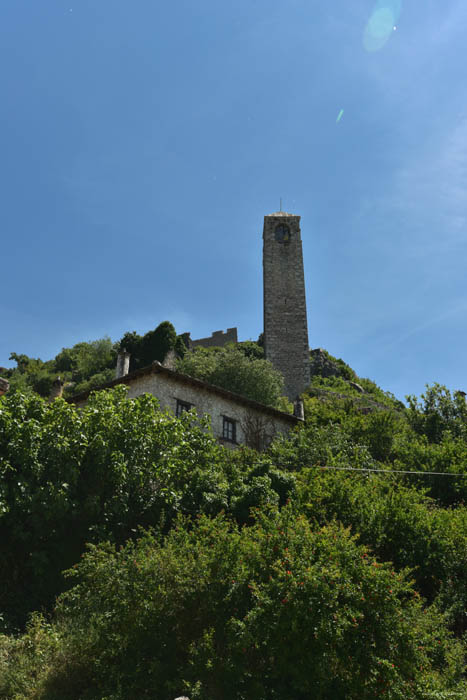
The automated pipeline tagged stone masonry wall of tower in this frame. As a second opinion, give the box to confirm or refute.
[263,212,311,400]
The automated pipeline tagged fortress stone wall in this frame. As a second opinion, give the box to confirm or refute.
[191,327,238,349]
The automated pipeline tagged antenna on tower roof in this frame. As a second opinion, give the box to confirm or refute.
[280,197,282,212]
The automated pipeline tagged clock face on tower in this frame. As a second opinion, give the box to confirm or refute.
[275,224,291,243]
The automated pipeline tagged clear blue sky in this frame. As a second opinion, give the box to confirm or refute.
[2,0,467,402]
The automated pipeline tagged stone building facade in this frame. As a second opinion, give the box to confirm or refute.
[69,360,300,451]
[263,212,311,400]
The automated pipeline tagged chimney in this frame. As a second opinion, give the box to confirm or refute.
[116,349,131,378]
[49,377,65,401]
[293,397,305,421]
[0,377,9,396]
[162,348,178,370]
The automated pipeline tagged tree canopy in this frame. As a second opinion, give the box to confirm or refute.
[1,337,467,700]
[0,378,466,699]
[177,344,285,407]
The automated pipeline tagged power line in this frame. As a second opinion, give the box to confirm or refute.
[245,461,466,478]
[317,465,467,477]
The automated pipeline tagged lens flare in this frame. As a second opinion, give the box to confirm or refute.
[363,0,402,52]
[336,109,344,123]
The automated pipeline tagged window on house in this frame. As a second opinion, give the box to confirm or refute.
[222,416,237,443]
[176,399,193,417]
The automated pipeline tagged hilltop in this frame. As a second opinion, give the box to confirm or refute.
[0,323,466,699]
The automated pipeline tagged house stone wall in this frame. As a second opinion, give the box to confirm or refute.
[125,369,293,449]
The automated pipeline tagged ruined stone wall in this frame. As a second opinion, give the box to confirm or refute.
[263,212,311,400]
[192,328,238,349]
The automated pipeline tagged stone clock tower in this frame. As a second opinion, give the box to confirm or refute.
[263,211,311,400]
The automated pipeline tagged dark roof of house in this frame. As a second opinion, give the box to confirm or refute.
[67,361,300,424]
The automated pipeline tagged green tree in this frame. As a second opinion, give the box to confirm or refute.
[406,383,467,443]
[237,340,265,360]
[5,510,464,700]
[138,320,177,366]
[0,387,220,629]
[118,321,178,370]
[0,387,296,630]
[117,330,143,366]
[177,345,285,407]
[7,354,56,398]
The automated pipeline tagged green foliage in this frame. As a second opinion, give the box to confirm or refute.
[118,321,183,370]
[5,321,186,401]
[175,333,189,358]
[237,340,265,360]
[358,377,406,409]
[116,330,142,363]
[6,354,56,398]
[53,337,117,384]
[312,348,357,381]
[296,471,467,635]
[66,338,116,382]
[309,374,402,410]
[1,367,467,699]
[0,387,216,628]
[68,368,115,397]
[0,388,296,630]
[176,345,220,380]
[310,374,361,393]
[275,395,294,414]
[137,320,177,367]
[407,384,467,443]
[0,614,59,700]
[300,393,466,505]
[391,430,467,506]
[177,344,285,407]
[5,338,117,399]
[3,510,465,700]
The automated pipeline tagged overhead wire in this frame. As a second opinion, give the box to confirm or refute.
[243,461,467,478]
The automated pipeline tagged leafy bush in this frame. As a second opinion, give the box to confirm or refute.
[177,345,285,407]
[5,339,117,399]
[118,321,185,371]
[0,387,221,628]
[0,614,59,700]
[0,388,297,630]
[1,370,467,700]
[406,384,467,444]
[3,509,464,700]
[296,470,467,635]
[237,340,265,360]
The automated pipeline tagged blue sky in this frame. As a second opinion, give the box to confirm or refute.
[2,0,467,401]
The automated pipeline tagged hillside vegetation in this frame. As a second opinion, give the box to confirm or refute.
[2,323,284,408]
[2,321,194,399]
[0,333,466,699]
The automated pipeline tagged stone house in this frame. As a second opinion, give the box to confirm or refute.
[68,359,301,451]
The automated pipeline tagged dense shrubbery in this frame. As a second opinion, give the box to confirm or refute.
[2,510,464,700]
[176,344,285,407]
[118,320,189,371]
[0,388,295,631]
[5,339,118,398]
[3,322,189,399]
[1,350,466,698]
[309,374,404,410]
[3,327,279,406]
